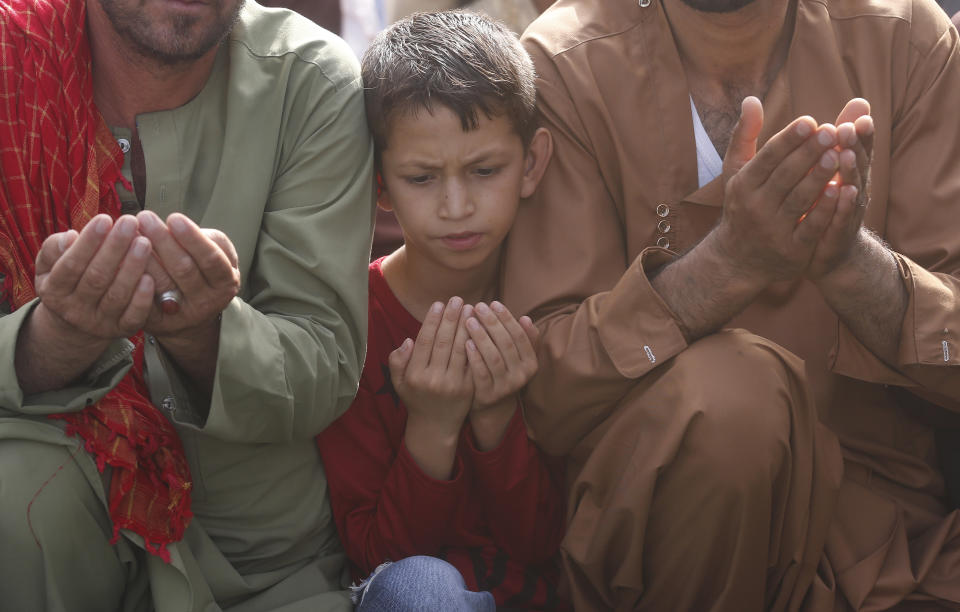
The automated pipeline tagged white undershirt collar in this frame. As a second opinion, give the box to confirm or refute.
[690,95,723,189]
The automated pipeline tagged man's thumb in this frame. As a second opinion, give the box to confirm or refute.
[724,96,764,176]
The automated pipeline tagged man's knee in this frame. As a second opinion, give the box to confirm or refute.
[669,329,806,480]
[575,329,808,493]
[0,438,109,543]
[0,438,124,609]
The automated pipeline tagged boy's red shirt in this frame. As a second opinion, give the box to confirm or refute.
[317,258,568,609]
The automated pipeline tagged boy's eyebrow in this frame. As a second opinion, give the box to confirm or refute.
[393,158,443,171]
[461,145,512,166]
[390,144,516,170]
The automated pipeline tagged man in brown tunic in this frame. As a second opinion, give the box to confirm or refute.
[502,0,960,609]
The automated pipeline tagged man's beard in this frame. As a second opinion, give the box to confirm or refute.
[98,0,245,66]
[679,0,757,13]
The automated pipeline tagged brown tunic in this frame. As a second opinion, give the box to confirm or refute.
[503,0,960,609]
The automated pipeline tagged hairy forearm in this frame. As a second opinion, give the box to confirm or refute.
[15,304,110,395]
[815,229,908,367]
[651,230,769,342]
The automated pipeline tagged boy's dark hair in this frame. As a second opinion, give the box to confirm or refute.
[361,11,538,164]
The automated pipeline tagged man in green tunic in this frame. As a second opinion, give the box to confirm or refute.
[0,0,374,610]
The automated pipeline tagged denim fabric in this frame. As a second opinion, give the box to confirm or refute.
[353,556,496,612]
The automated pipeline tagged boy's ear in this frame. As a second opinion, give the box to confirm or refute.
[377,192,394,212]
[376,174,394,212]
[520,127,553,199]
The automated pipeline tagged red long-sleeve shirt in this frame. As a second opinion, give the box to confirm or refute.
[317,258,567,610]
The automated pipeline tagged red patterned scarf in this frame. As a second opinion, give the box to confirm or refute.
[0,0,192,561]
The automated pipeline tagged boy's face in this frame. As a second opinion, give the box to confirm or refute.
[379,106,547,272]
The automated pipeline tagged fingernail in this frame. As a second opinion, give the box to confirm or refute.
[824,185,838,199]
[466,339,477,352]
[817,129,834,146]
[169,216,187,235]
[820,151,838,169]
[491,301,505,313]
[796,121,812,137]
[402,338,412,350]
[430,302,443,314]
[93,216,110,235]
[58,233,70,253]
[116,216,136,237]
[449,296,463,309]
[467,317,481,330]
[132,236,150,257]
[138,212,156,230]
[476,303,490,315]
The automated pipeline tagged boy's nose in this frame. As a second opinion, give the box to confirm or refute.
[440,180,473,219]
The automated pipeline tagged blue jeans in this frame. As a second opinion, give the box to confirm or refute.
[353,556,496,612]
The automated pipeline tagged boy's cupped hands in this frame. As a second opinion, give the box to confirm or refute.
[389,297,539,467]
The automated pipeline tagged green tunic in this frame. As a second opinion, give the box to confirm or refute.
[0,3,374,610]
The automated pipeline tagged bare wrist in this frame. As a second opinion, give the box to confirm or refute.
[703,227,775,292]
[405,412,463,445]
[404,414,462,480]
[469,398,517,452]
[152,317,223,397]
[16,303,112,394]
[813,229,875,292]
[32,302,109,353]
[154,315,221,350]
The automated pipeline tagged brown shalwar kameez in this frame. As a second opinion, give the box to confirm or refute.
[502,0,960,610]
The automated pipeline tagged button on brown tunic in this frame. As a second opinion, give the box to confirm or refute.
[502,0,960,609]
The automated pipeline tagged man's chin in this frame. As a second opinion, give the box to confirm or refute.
[127,33,218,66]
[679,0,757,13]
[98,0,244,67]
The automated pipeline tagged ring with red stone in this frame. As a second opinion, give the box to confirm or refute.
[159,289,183,315]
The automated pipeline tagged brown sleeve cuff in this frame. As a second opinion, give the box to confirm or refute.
[596,247,690,379]
[895,254,959,367]
[829,253,958,389]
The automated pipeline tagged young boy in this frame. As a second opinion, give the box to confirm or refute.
[316,11,566,611]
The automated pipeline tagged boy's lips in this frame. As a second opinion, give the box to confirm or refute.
[441,231,483,250]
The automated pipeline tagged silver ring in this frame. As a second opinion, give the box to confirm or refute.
[159,289,183,315]
[160,289,182,304]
